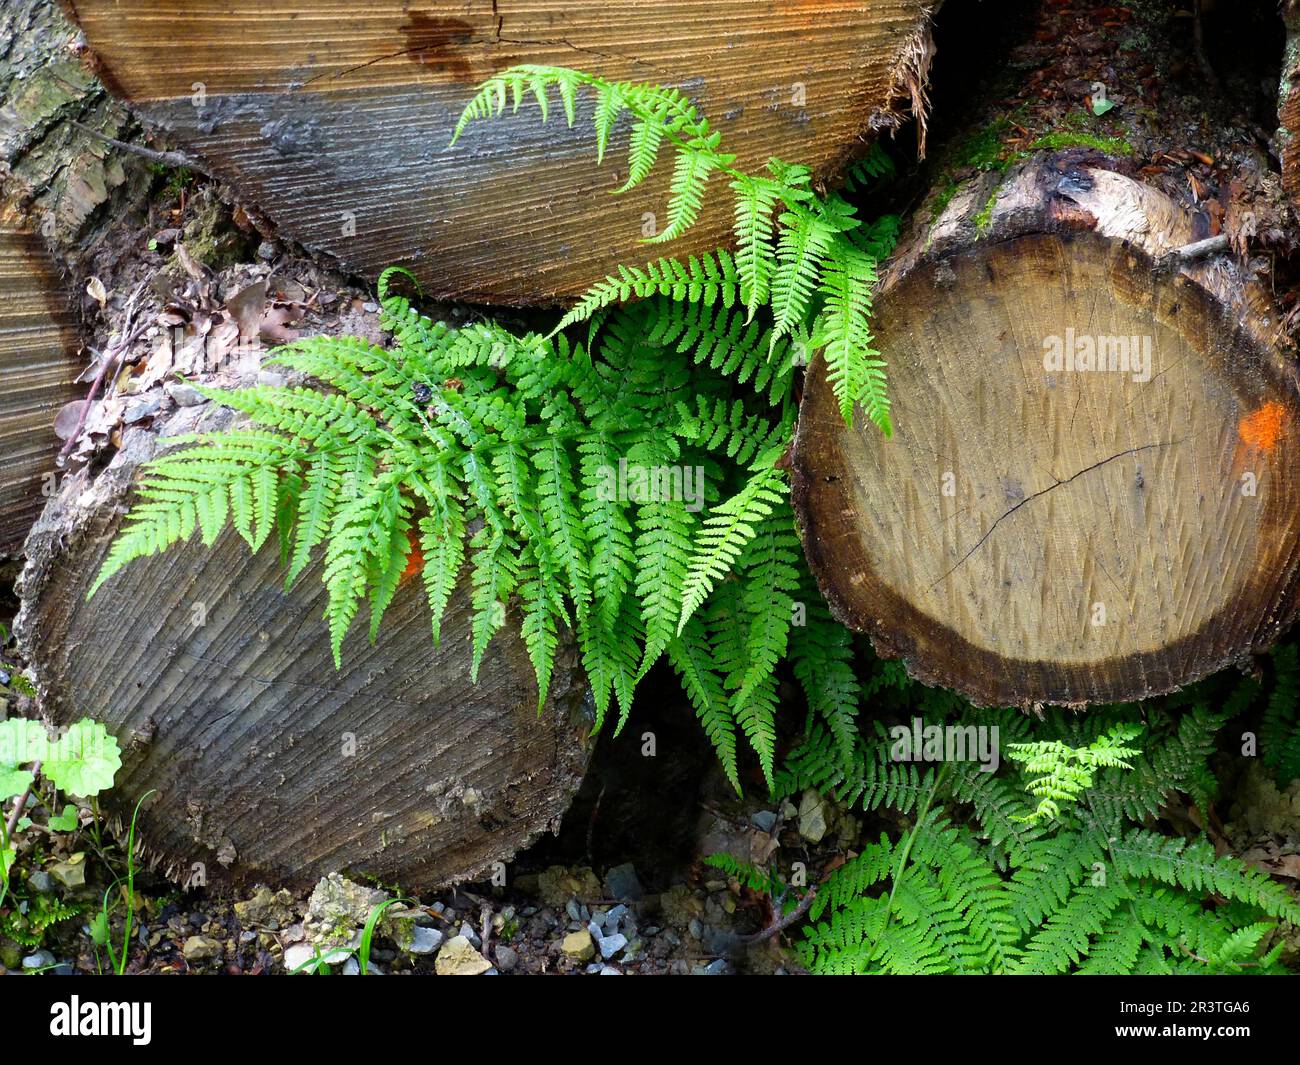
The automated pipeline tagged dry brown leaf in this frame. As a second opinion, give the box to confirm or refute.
[85,276,107,309]
[53,400,88,441]
[260,305,301,343]
[226,280,267,340]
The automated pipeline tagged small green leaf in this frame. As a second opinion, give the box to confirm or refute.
[89,910,110,946]
[0,717,48,770]
[41,719,122,798]
[48,804,80,832]
[1091,98,1115,117]
[0,766,33,802]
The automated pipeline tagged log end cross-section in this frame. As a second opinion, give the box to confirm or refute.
[794,157,1300,708]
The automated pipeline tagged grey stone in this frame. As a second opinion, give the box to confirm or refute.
[303,873,413,952]
[25,871,54,894]
[597,933,627,960]
[561,929,595,961]
[434,935,492,976]
[123,393,163,425]
[341,957,360,976]
[603,862,644,900]
[494,945,518,972]
[182,935,223,963]
[600,965,622,975]
[457,921,481,948]
[21,950,55,970]
[750,810,778,832]
[798,788,829,843]
[407,926,444,955]
[164,380,208,407]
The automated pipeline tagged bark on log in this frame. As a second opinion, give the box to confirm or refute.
[15,398,593,890]
[63,0,937,303]
[793,0,1300,708]
[1279,2,1300,212]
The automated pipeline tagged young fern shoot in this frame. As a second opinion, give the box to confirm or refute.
[453,64,896,433]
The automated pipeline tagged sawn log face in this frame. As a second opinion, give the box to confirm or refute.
[16,417,592,890]
[64,0,933,302]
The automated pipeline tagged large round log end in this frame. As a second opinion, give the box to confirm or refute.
[16,411,592,890]
[794,160,1300,708]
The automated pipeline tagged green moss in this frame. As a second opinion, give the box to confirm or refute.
[929,180,960,223]
[930,117,1022,223]
[954,119,1013,171]
[1030,131,1134,156]
[973,189,998,234]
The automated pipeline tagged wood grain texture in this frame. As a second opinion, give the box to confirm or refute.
[0,217,81,554]
[16,406,592,890]
[793,156,1300,707]
[65,0,934,302]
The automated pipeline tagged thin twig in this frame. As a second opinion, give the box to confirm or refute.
[732,885,818,946]
[585,780,607,867]
[66,119,207,174]
[5,761,40,839]
[1162,233,1229,264]
[480,902,493,959]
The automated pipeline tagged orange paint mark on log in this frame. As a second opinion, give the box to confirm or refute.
[400,533,424,582]
[1238,401,1286,453]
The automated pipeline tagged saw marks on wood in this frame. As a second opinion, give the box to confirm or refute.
[0,220,80,554]
[19,445,591,888]
[795,231,1300,706]
[67,0,932,301]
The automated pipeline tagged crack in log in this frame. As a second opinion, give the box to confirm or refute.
[928,439,1179,591]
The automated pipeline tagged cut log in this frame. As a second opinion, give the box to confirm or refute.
[15,400,592,890]
[793,0,1300,707]
[64,0,936,303]
[0,217,81,554]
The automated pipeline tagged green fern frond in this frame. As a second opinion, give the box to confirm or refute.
[813,248,890,433]
[553,251,741,334]
[453,64,894,436]
[676,457,787,635]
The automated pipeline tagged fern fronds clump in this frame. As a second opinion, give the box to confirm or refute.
[776,666,1300,974]
[453,64,900,434]
[1260,643,1300,785]
[1007,723,1143,825]
[90,274,855,792]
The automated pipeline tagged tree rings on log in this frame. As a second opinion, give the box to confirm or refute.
[16,406,592,890]
[793,156,1300,708]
